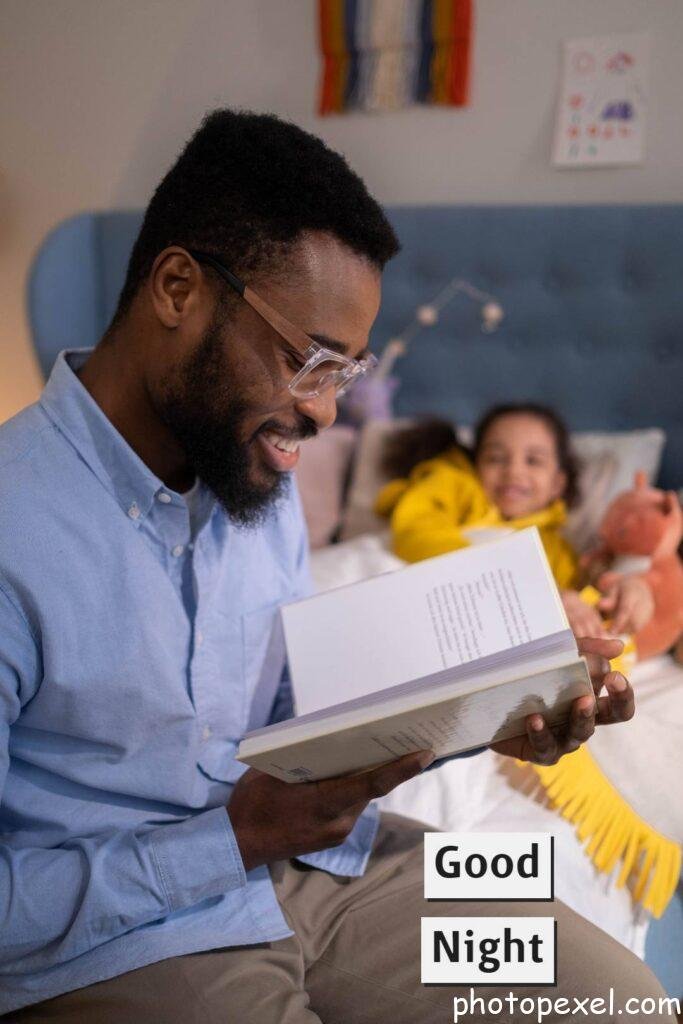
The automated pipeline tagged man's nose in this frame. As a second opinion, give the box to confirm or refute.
[293,386,338,432]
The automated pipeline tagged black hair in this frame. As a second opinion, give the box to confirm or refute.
[381,417,463,480]
[381,403,580,508]
[113,109,400,322]
[473,403,580,508]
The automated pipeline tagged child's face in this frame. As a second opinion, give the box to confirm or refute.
[475,413,567,520]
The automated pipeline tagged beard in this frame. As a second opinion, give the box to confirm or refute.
[156,314,314,528]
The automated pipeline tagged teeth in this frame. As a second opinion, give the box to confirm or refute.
[263,431,300,454]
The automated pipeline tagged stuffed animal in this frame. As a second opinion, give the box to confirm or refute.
[582,472,683,661]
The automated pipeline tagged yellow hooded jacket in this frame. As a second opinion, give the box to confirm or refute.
[375,448,578,589]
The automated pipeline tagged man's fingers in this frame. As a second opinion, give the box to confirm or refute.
[363,750,435,799]
[323,750,434,811]
[577,635,624,659]
[520,694,596,765]
[577,636,625,702]
[595,672,635,724]
[565,694,596,745]
[522,715,559,765]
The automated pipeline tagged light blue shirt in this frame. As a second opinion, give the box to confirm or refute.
[0,350,380,1013]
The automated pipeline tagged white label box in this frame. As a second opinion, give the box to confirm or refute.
[421,916,556,986]
[424,833,554,901]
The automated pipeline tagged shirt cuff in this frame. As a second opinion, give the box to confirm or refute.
[149,807,246,913]
[295,804,381,877]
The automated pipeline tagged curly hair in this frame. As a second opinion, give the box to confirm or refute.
[381,417,463,480]
[113,108,400,321]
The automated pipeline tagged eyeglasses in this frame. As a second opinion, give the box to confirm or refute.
[188,250,377,400]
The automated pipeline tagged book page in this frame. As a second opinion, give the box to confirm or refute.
[284,528,568,716]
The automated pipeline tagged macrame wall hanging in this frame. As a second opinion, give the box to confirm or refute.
[318,0,473,115]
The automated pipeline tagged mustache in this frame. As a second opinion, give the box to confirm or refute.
[256,416,318,442]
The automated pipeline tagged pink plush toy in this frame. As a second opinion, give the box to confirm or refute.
[583,472,683,661]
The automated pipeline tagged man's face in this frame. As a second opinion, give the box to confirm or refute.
[154,233,381,526]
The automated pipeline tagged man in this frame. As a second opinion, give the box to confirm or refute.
[0,111,671,1023]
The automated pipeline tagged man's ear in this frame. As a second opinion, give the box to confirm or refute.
[149,248,204,329]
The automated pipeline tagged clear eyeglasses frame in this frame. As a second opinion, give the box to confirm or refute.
[188,249,377,400]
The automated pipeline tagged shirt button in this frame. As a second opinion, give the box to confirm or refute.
[171,544,184,557]
[127,503,140,520]
[196,630,204,647]
[157,492,172,504]
[202,725,212,741]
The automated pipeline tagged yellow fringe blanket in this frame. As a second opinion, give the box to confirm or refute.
[527,745,681,918]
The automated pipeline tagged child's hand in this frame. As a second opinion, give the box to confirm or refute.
[598,574,655,634]
[561,589,604,638]
[579,547,612,584]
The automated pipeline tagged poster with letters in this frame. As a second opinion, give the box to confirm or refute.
[552,32,649,167]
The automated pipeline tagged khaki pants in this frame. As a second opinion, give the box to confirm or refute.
[10,814,674,1024]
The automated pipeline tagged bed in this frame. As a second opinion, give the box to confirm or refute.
[28,204,683,996]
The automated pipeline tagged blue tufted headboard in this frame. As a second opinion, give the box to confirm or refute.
[28,205,682,488]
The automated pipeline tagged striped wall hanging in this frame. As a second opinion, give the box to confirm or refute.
[318,0,473,114]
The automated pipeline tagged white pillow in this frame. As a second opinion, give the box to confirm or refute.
[563,450,617,554]
[566,429,665,551]
[340,419,666,554]
[310,532,403,593]
[571,428,666,503]
[295,425,357,549]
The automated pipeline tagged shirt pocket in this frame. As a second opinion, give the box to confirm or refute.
[196,601,286,786]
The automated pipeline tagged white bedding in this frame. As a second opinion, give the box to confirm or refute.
[309,533,683,958]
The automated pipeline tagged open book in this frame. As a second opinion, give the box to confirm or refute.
[237,528,591,783]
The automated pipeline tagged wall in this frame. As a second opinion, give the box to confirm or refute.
[1,0,681,422]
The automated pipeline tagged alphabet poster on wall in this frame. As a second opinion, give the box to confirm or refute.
[552,32,650,167]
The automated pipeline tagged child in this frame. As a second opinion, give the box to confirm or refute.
[375,403,641,638]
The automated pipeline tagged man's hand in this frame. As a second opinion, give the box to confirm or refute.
[490,637,634,766]
[561,588,604,638]
[228,749,434,871]
[598,574,655,634]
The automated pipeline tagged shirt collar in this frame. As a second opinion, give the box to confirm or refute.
[40,348,176,526]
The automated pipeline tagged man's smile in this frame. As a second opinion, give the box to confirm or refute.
[256,429,302,471]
